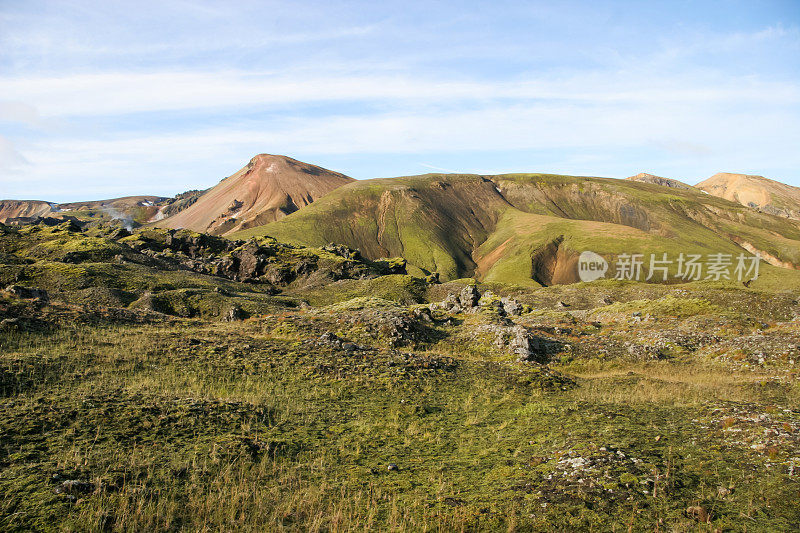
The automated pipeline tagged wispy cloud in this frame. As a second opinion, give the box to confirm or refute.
[0,135,30,174]
[419,163,461,173]
[1,69,797,118]
[0,101,46,127]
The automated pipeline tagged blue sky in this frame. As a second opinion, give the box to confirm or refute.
[1,0,799,201]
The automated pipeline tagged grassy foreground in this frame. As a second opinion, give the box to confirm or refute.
[2,289,799,531]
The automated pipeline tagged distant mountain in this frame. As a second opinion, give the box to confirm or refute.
[234,172,800,285]
[697,173,800,220]
[6,160,800,288]
[59,196,168,225]
[157,154,354,235]
[0,200,54,223]
[0,193,198,227]
[625,173,692,189]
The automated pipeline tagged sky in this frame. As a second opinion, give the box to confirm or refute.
[0,0,799,202]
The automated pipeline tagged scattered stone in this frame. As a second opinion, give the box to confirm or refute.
[108,227,131,240]
[412,306,434,322]
[500,296,523,316]
[0,317,20,330]
[478,291,506,316]
[55,480,95,495]
[458,285,480,309]
[510,326,535,361]
[686,505,711,523]
[4,284,49,302]
[224,306,246,322]
[425,272,440,284]
[433,293,463,313]
[322,243,362,260]
[511,326,562,363]
[319,332,343,348]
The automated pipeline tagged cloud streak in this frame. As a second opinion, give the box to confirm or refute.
[1,69,797,119]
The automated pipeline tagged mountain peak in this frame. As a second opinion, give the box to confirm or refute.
[697,172,800,219]
[625,172,691,189]
[158,154,354,235]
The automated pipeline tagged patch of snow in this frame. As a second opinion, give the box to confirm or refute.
[149,208,166,222]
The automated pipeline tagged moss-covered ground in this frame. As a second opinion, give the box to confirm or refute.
[2,285,799,531]
[2,221,800,531]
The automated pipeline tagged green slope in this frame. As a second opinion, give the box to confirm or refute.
[233,173,800,287]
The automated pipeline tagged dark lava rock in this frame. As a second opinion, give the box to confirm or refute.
[224,306,247,322]
[322,243,362,260]
[4,284,49,302]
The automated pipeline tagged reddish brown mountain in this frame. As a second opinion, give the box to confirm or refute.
[697,172,800,220]
[158,154,353,235]
[0,200,53,223]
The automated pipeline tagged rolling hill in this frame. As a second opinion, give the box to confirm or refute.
[157,154,354,235]
[234,172,800,286]
[697,172,800,220]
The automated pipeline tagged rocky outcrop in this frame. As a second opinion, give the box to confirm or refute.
[431,286,526,316]
[4,285,49,302]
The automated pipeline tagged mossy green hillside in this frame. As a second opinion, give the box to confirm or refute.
[234,172,800,286]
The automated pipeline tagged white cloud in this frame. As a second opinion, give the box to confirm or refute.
[9,99,798,186]
[1,2,798,197]
[0,135,30,174]
[0,69,797,119]
[0,101,45,126]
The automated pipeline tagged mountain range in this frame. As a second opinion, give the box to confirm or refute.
[4,155,799,286]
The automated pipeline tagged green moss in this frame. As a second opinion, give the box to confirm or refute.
[323,296,401,312]
[3,318,798,531]
[292,274,428,306]
[592,295,720,318]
